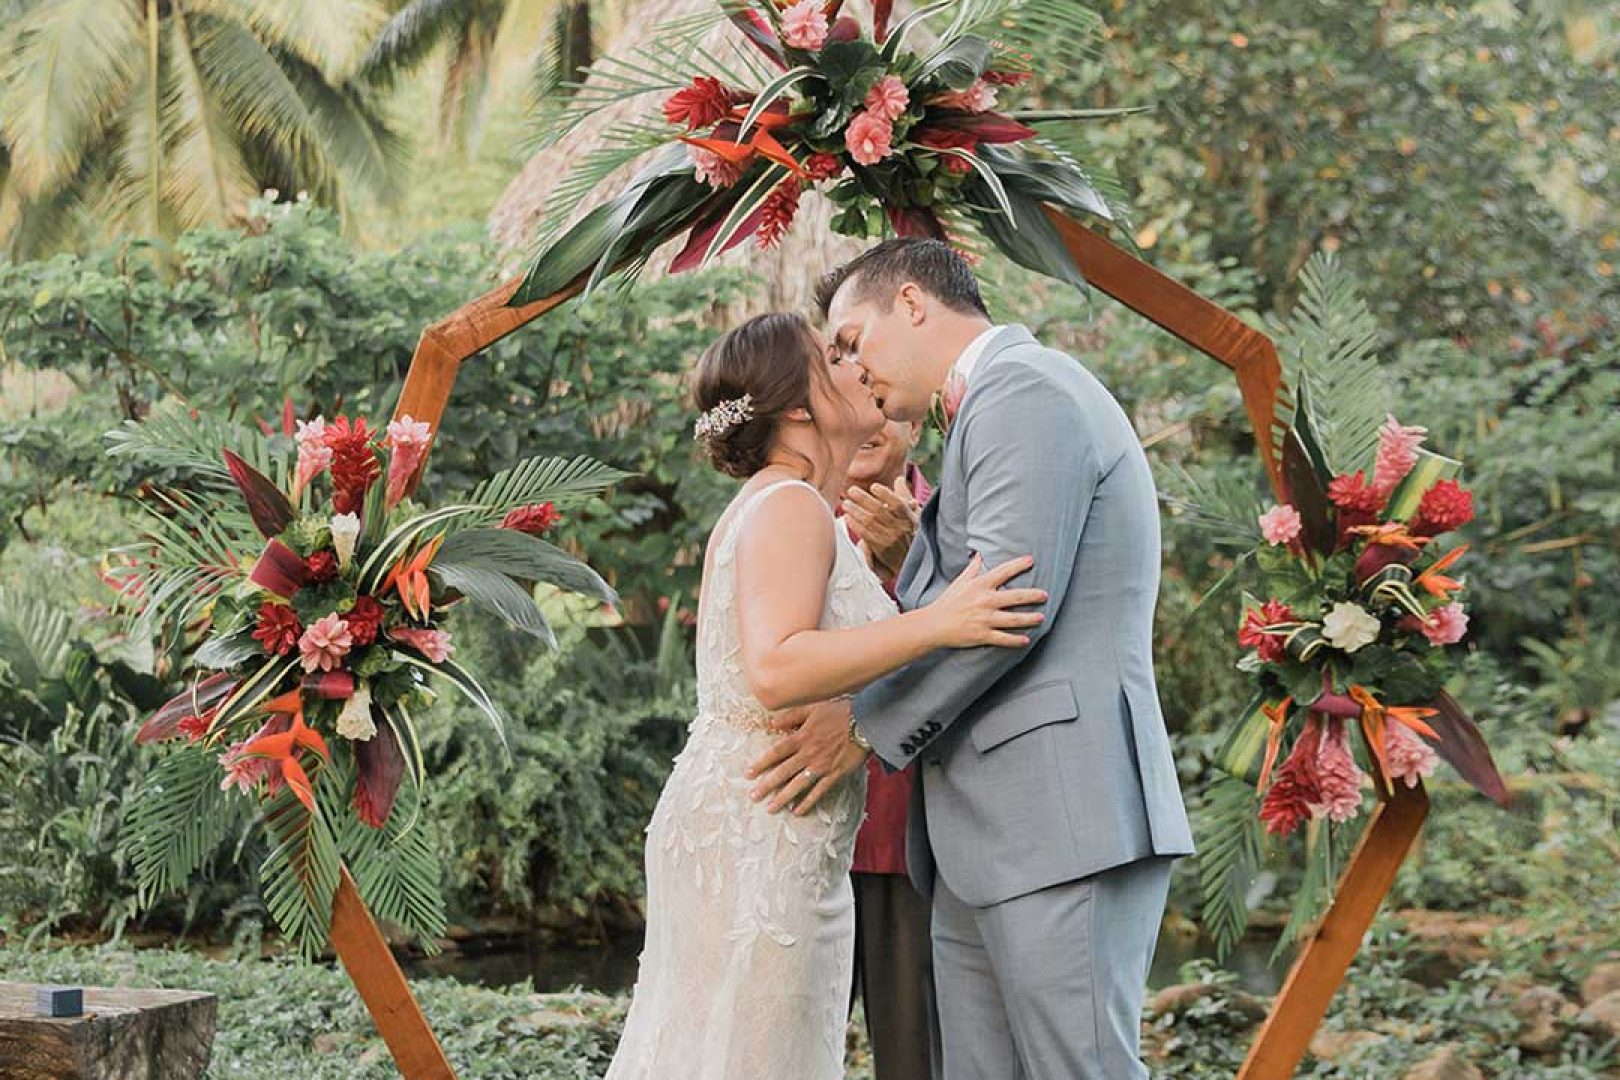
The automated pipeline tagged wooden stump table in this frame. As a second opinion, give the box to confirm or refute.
[0,981,216,1080]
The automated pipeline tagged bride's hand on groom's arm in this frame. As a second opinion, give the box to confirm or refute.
[745,700,866,816]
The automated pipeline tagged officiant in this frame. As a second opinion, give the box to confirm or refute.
[839,417,942,1080]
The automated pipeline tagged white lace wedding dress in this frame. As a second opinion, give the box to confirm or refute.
[605,479,899,1080]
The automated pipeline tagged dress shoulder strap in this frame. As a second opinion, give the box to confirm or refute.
[717,478,829,556]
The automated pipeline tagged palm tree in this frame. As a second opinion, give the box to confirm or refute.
[0,0,404,258]
[355,0,639,160]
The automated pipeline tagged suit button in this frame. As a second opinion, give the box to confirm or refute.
[901,741,915,756]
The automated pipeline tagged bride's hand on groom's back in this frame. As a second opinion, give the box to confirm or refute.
[928,553,1047,649]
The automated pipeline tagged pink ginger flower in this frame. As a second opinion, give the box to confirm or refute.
[935,80,999,113]
[298,612,353,672]
[845,110,894,166]
[384,414,433,509]
[865,75,910,121]
[1420,602,1469,646]
[1258,503,1303,545]
[389,625,454,664]
[1372,415,1427,497]
[1311,717,1368,822]
[293,416,333,499]
[781,0,829,50]
[1384,721,1439,788]
[689,145,745,189]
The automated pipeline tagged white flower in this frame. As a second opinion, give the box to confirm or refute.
[336,680,376,741]
[1322,602,1381,654]
[330,512,361,570]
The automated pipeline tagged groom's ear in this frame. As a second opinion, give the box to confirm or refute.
[897,283,928,326]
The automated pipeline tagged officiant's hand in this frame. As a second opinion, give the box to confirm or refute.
[745,699,866,816]
[842,477,919,580]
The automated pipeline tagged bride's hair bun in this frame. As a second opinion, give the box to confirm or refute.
[692,313,822,479]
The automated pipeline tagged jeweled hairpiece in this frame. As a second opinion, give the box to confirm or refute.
[693,394,754,442]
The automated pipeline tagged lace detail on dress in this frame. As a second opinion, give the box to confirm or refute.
[604,479,899,1080]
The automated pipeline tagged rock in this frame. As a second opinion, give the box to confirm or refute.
[1308,1028,1385,1060]
[1582,961,1620,1006]
[1577,989,1620,1041]
[1511,985,1577,1053]
[1401,1044,1485,1080]
[1145,981,1268,1025]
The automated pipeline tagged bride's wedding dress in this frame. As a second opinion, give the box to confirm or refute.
[605,478,899,1080]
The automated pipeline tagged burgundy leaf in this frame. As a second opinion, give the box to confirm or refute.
[1281,429,1335,557]
[137,672,238,743]
[302,670,355,700]
[670,199,774,274]
[827,15,861,43]
[222,449,294,538]
[872,0,893,40]
[728,8,787,70]
[930,110,1037,145]
[1425,691,1512,807]
[354,719,406,828]
[249,538,310,598]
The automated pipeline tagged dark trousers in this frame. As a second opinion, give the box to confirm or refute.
[851,872,944,1080]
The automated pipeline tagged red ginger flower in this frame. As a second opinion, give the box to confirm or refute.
[1328,470,1385,514]
[757,178,802,250]
[805,153,843,181]
[501,502,562,535]
[1260,717,1324,836]
[252,602,302,656]
[305,550,339,583]
[1238,599,1295,664]
[324,416,382,514]
[663,76,741,131]
[345,594,385,646]
[1412,479,1474,537]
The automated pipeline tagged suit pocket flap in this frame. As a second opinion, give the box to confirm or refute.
[971,680,1080,754]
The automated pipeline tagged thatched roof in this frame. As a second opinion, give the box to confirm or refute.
[487,0,879,314]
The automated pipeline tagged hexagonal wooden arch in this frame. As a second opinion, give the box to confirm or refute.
[328,206,1431,1080]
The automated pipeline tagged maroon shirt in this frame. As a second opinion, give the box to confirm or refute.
[842,463,931,876]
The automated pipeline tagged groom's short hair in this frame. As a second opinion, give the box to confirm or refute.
[815,238,989,320]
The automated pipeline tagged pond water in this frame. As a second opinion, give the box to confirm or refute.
[408,924,1290,998]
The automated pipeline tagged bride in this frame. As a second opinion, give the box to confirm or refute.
[604,312,1046,1080]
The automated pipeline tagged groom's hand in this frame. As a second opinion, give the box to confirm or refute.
[745,699,867,816]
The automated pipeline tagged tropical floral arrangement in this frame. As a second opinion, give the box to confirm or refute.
[107,401,625,953]
[512,0,1128,304]
[1185,255,1509,958]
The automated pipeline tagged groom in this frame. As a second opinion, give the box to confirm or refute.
[748,238,1195,1079]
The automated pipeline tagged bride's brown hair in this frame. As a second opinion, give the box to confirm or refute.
[692,312,843,480]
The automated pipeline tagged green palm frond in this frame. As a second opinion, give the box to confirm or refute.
[259,782,342,958]
[0,0,142,198]
[1275,818,1338,959]
[0,585,73,687]
[338,796,446,950]
[431,561,557,644]
[163,12,256,227]
[105,399,289,488]
[462,454,631,521]
[1273,253,1391,476]
[274,45,407,201]
[1195,775,1267,961]
[957,0,1104,80]
[530,8,751,151]
[1160,463,1265,552]
[354,0,473,86]
[529,120,682,250]
[224,0,383,78]
[122,748,235,905]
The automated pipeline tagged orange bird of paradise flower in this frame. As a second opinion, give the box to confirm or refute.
[1350,684,1440,796]
[1349,522,1430,551]
[680,103,810,179]
[1255,696,1294,796]
[380,533,445,622]
[1416,545,1468,598]
[245,688,331,813]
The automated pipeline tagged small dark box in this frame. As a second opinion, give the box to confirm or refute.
[36,985,84,1017]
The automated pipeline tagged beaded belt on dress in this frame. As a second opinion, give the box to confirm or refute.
[694,703,775,733]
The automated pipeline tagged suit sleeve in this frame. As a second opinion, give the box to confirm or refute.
[853,361,1104,770]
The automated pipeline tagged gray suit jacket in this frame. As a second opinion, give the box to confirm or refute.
[853,326,1195,908]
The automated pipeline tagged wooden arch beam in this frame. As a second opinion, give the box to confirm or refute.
[337,210,1427,1080]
